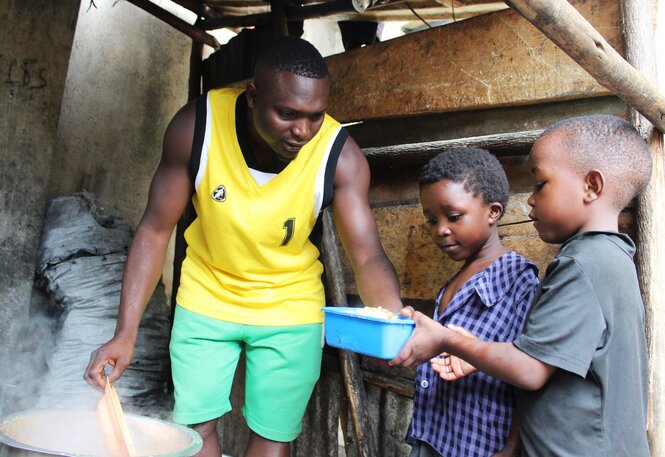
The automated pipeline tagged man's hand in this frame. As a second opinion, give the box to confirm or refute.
[390,307,449,368]
[431,325,478,381]
[83,336,136,390]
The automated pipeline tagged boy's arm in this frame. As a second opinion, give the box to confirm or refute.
[431,325,478,380]
[433,266,539,381]
[391,310,556,390]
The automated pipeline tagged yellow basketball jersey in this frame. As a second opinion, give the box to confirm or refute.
[176,88,347,325]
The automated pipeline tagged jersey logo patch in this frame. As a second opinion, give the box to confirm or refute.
[211,185,227,202]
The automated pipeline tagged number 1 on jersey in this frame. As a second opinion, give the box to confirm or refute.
[281,218,295,246]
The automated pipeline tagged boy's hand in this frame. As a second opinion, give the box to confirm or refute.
[390,308,447,367]
[431,353,476,381]
[431,325,478,381]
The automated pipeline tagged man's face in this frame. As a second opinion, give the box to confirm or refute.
[247,71,329,163]
[527,134,587,244]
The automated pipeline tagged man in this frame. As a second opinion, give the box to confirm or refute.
[84,36,403,457]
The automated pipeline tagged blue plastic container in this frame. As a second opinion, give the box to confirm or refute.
[323,306,415,359]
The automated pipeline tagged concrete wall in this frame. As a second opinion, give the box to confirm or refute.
[49,1,191,225]
[0,0,80,381]
[0,0,191,402]
[49,1,192,302]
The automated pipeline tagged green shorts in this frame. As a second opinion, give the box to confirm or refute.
[169,305,323,442]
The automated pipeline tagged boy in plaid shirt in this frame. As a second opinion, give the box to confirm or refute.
[404,147,539,456]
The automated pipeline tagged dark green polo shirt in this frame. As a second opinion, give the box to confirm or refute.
[514,232,649,457]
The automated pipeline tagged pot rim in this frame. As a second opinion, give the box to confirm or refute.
[0,408,203,457]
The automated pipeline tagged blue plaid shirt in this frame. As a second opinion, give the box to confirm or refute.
[407,251,539,456]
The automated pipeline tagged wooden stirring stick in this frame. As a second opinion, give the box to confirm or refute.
[97,377,136,457]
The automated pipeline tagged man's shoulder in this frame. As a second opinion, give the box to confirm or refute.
[206,87,245,107]
[324,111,339,122]
[208,86,244,96]
[320,112,342,135]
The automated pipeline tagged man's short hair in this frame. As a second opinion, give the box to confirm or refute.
[541,115,652,209]
[419,147,510,216]
[254,36,328,80]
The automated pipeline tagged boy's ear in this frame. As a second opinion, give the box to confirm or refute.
[584,170,604,203]
[246,80,258,108]
[488,202,504,224]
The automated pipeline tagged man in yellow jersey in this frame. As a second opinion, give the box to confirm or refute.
[84,37,403,457]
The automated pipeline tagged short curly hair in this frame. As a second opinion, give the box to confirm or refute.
[419,147,510,217]
[540,115,652,209]
[254,36,328,80]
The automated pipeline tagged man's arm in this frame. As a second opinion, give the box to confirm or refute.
[84,100,196,390]
[391,310,556,390]
[331,135,402,312]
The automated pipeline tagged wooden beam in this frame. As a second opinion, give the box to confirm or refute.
[125,0,220,49]
[355,1,509,22]
[197,0,506,23]
[361,129,542,165]
[169,0,223,19]
[163,0,219,18]
[321,208,377,457]
[346,96,627,151]
[202,11,269,30]
[200,0,353,29]
[362,370,414,398]
[169,0,201,15]
[622,0,665,454]
[505,0,665,133]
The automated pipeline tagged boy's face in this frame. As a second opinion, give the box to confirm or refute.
[527,134,587,244]
[420,179,501,262]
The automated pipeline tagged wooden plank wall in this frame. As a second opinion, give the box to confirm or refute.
[325,0,622,123]
[328,0,626,304]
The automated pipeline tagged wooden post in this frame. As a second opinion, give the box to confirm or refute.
[270,0,289,37]
[321,207,377,457]
[622,0,665,454]
[640,125,665,454]
[505,0,665,133]
[188,37,204,102]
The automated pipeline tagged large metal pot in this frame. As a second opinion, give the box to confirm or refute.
[0,409,202,457]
